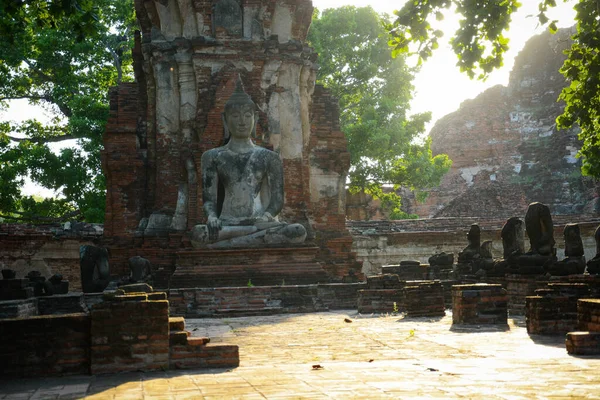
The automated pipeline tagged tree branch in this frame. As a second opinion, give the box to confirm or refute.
[0,95,50,102]
[7,134,76,143]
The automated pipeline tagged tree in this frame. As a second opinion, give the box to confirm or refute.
[308,6,452,218]
[387,0,600,178]
[0,0,135,222]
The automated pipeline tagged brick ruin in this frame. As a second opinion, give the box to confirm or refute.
[348,28,600,221]
[412,28,599,218]
[102,0,360,285]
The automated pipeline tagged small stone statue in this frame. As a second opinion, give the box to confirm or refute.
[457,224,481,263]
[454,224,481,275]
[549,223,586,276]
[525,202,555,256]
[501,217,525,259]
[586,225,600,274]
[80,245,110,293]
[190,78,307,248]
[486,217,525,277]
[26,270,53,296]
[49,274,69,294]
[128,256,151,283]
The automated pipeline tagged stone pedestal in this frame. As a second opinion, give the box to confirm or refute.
[404,281,446,317]
[452,284,507,325]
[169,247,329,288]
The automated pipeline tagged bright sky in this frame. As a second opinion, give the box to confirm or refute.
[2,0,578,197]
[314,0,577,126]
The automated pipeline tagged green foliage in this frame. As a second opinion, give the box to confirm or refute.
[0,0,135,222]
[387,0,521,80]
[308,6,452,216]
[387,0,600,179]
[556,1,600,177]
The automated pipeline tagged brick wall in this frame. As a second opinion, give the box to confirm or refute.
[0,223,100,291]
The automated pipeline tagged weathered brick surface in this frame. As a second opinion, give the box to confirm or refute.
[452,284,507,325]
[90,294,170,374]
[0,313,90,377]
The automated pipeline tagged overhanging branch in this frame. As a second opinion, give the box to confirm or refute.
[7,134,76,143]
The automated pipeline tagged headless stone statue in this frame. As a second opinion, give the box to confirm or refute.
[586,225,600,274]
[549,223,586,276]
[190,78,307,248]
[488,217,525,276]
[515,202,556,274]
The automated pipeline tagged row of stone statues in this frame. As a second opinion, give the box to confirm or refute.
[432,202,598,277]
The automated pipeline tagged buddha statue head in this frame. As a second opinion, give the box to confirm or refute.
[223,78,258,141]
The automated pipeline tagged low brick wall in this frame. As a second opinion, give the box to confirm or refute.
[38,293,88,315]
[526,283,591,335]
[90,293,170,374]
[0,313,90,377]
[452,284,507,325]
[168,283,365,318]
[357,289,403,314]
[317,283,365,309]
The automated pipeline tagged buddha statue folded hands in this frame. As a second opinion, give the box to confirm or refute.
[190,79,307,248]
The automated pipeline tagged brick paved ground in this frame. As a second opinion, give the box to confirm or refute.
[2,310,600,399]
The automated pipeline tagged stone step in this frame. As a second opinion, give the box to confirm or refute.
[169,317,185,331]
[169,330,190,346]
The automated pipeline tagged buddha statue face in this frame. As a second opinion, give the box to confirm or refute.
[223,78,257,140]
[225,103,255,139]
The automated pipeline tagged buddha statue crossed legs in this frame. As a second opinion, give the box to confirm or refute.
[190,79,307,248]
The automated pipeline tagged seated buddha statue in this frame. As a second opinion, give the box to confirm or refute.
[190,79,307,248]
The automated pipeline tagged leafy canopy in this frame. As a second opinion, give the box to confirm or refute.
[308,6,452,217]
[387,0,600,178]
[0,0,135,222]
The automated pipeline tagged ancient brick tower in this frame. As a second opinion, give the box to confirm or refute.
[102,0,361,286]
